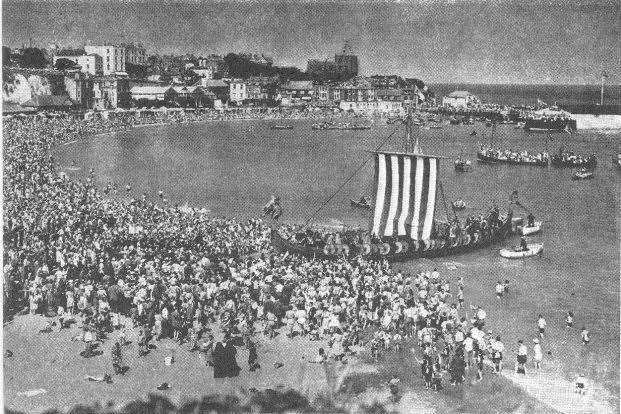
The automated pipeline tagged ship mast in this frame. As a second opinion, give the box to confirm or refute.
[404,106,421,154]
[600,70,608,106]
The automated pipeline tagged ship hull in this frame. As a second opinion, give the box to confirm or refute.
[271,218,513,262]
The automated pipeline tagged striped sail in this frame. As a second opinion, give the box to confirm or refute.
[371,152,438,240]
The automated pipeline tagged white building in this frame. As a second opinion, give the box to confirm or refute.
[229,80,247,104]
[442,90,479,108]
[53,54,103,75]
[84,45,126,75]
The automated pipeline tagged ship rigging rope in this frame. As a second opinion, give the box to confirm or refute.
[304,127,401,227]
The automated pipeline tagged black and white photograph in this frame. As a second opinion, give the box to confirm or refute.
[1,0,620,413]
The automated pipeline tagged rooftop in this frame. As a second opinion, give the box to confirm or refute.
[447,90,473,98]
[130,85,174,94]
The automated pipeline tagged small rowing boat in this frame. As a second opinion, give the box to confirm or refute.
[517,221,542,236]
[351,197,372,209]
[454,157,472,172]
[452,200,466,210]
[572,168,594,180]
[500,243,543,259]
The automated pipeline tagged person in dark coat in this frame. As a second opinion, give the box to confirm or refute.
[212,340,226,378]
[112,340,124,374]
[222,335,241,377]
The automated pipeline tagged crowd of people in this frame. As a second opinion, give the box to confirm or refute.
[2,111,587,396]
[76,105,362,127]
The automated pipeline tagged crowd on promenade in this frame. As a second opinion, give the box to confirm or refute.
[4,112,551,391]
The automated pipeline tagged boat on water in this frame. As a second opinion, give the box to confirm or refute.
[551,152,597,168]
[523,106,577,132]
[517,222,542,236]
[572,168,594,180]
[351,196,372,209]
[454,157,472,172]
[271,125,293,130]
[452,200,466,210]
[500,243,544,259]
[477,147,549,167]
[272,113,514,261]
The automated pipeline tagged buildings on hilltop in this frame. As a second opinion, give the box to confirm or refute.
[3,39,432,114]
[307,42,359,81]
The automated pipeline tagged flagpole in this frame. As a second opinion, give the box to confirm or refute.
[600,72,605,106]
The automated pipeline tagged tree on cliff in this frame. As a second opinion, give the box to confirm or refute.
[16,47,48,68]
[54,58,80,71]
[2,46,12,66]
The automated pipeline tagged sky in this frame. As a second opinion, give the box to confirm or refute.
[2,0,620,84]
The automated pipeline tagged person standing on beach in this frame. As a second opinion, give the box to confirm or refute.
[495,281,504,299]
[491,336,505,374]
[474,341,485,381]
[532,338,543,369]
[457,286,464,309]
[581,327,590,345]
[537,315,546,339]
[515,340,527,375]
[247,337,260,372]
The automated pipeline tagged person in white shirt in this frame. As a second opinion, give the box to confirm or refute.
[537,314,546,339]
[565,311,574,328]
[463,334,474,367]
[581,327,590,345]
[495,281,504,299]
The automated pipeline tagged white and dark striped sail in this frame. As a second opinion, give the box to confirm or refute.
[371,151,438,240]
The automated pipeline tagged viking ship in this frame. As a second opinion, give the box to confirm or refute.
[272,113,513,261]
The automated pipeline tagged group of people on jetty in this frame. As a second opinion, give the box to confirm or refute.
[478,145,550,165]
[3,112,587,395]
